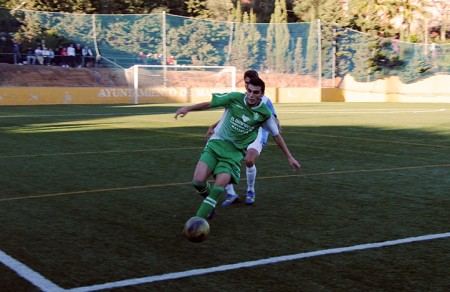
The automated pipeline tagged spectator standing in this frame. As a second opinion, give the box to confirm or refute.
[82,45,94,67]
[60,47,69,67]
[67,44,75,67]
[48,48,55,65]
[53,45,63,66]
[13,41,22,65]
[75,43,83,67]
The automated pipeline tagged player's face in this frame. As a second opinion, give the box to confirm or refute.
[246,84,263,106]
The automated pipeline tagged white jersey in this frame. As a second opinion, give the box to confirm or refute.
[248,95,277,153]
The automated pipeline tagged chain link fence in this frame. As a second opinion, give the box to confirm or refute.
[1,8,449,87]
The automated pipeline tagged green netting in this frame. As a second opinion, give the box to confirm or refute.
[1,8,449,87]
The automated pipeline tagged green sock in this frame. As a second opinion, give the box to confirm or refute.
[196,186,225,218]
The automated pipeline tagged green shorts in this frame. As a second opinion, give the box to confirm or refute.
[199,139,244,184]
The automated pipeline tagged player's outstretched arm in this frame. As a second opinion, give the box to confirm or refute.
[272,135,301,171]
[175,102,211,119]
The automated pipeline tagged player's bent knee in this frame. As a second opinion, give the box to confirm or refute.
[192,179,205,189]
[192,180,210,198]
[244,158,255,168]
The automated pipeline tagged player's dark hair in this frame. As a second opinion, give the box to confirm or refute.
[248,77,265,94]
[244,70,258,79]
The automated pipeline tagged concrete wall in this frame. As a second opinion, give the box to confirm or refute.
[1,74,449,105]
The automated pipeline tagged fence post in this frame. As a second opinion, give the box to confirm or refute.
[332,26,336,88]
[162,11,167,87]
[133,65,139,104]
[317,19,322,88]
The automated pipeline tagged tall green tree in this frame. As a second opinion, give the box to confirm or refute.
[166,17,229,65]
[292,37,306,74]
[185,0,209,18]
[33,0,95,13]
[265,0,291,73]
[293,0,346,78]
[347,0,397,36]
[205,0,234,21]
[293,0,345,24]
[229,8,261,70]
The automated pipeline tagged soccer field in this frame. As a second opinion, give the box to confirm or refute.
[0,103,449,291]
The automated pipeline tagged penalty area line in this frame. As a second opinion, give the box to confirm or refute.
[67,232,450,292]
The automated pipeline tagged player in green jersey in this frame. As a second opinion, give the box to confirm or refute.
[206,69,279,206]
[175,77,300,220]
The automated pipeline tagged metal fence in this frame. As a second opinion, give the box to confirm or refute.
[1,8,449,87]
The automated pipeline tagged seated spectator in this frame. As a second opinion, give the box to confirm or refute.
[167,55,176,66]
[138,51,147,64]
[35,46,44,65]
[26,47,36,65]
[42,46,51,65]
[157,54,164,64]
[147,53,160,65]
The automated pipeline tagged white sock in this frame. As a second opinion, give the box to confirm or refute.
[246,165,256,192]
[225,184,236,196]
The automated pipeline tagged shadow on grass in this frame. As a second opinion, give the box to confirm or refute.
[0,104,449,291]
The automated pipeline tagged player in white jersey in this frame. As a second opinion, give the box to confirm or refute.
[206,70,279,205]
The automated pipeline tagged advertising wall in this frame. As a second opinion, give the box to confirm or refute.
[1,75,449,105]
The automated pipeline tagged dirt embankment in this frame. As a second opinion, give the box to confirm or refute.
[0,63,319,88]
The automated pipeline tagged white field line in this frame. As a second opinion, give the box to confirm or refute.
[2,232,442,292]
[0,250,65,292]
[277,109,447,114]
[2,232,449,292]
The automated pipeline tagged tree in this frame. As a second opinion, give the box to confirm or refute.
[249,0,275,23]
[265,0,291,73]
[292,37,306,74]
[185,0,210,19]
[228,8,261,70]
[393,0,429,42]
[205,0,234,21]
[166,17,229,65]
[347,0,397,36]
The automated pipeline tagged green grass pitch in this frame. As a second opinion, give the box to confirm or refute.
[0,103,449,291]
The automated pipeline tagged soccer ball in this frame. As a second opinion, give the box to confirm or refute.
[183,216,210,243]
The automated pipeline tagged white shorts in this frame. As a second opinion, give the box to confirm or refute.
[247,128,268,154]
